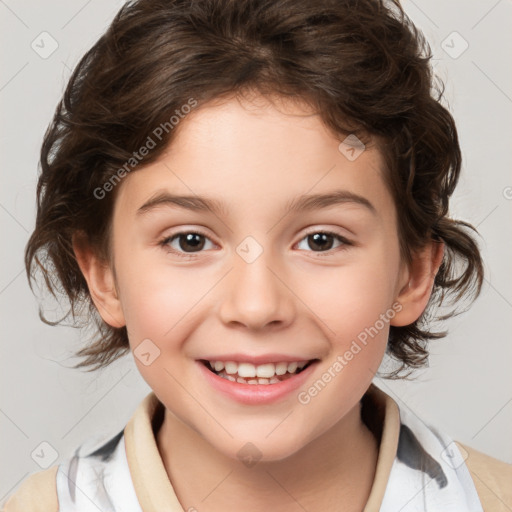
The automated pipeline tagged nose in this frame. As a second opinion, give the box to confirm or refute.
[218,246,295,331]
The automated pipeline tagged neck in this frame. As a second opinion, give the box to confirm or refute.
[156,400,379,512]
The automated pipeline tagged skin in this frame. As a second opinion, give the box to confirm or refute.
[74,92,443,511]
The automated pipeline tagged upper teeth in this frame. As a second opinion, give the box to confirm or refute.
[209,360,308,378]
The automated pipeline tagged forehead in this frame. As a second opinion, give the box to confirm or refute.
[113,94,394,224]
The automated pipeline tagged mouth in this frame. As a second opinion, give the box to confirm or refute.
[198,359,318,385]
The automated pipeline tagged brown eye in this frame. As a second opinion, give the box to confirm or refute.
[296,231,351,254]
[175,233,206,252]
[307,233,335,251]
[160,231,214,256]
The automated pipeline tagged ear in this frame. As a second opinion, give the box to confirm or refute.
[391,240,444,327]
[72,232,126,328]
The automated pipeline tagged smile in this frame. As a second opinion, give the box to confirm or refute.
[197,357,320,405]
[201,359,313,385]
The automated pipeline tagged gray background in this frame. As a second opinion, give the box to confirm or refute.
[1,0,511,500]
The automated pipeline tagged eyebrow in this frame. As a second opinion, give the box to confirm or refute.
[285,190,376,215]
[136,189,376,217]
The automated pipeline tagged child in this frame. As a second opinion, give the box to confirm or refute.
[3,0,511,510]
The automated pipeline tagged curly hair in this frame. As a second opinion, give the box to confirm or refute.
[25,0,483,376]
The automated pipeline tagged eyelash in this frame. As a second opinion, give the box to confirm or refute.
[158,229,353,260]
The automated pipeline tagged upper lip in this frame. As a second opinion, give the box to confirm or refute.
[198,354,317,365]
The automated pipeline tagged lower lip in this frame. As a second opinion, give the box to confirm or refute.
[196,360,319,405]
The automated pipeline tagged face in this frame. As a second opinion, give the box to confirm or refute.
[104,93,409,461]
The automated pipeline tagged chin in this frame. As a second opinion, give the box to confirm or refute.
[203,424,314,466]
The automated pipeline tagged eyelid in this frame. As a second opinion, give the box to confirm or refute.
[300,226,352,241]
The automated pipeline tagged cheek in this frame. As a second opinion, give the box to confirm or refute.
[294,263,396,435]
[114,252,200,345]
[299,259,398,336]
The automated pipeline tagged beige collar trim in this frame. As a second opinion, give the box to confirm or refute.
[124,392,184,511]
[363,384,401,511]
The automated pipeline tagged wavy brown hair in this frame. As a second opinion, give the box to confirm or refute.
[25,0,483,376]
